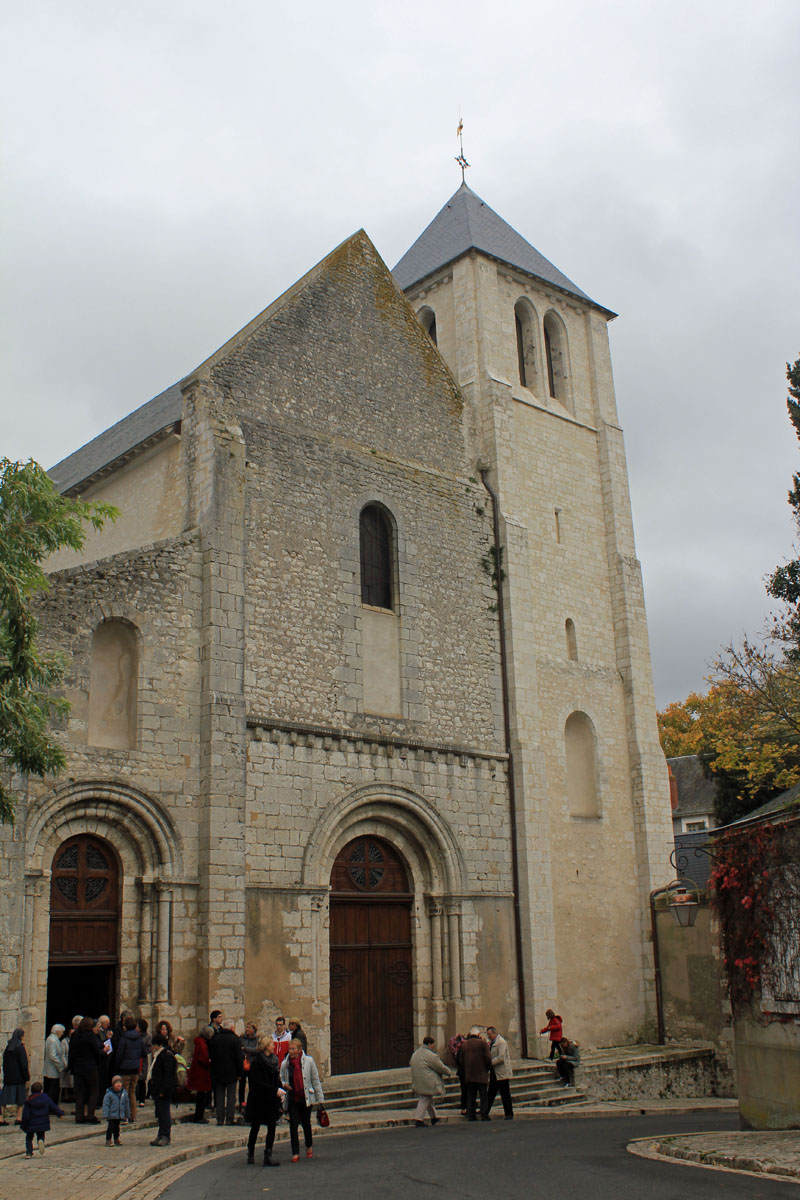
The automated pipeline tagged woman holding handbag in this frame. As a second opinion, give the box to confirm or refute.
[245,1036,284,1167]
[279,1038,324,1162]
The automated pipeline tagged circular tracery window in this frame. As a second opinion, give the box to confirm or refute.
[51,836,116,910]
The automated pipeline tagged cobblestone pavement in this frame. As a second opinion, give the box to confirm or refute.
[631,1130,800,1182]
[0,1099,760,1200]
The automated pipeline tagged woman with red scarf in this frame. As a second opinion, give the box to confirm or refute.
[278,1038,324,1162]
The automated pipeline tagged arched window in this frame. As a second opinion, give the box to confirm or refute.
[514,300,537,390]
[88,619,138,749]
[418,306,437,346]
[565,711,600,817]
[360,504,394,610]
[543,311,570,408]
[565,618,578,661]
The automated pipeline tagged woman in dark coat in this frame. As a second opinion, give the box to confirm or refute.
[245,1036,283,1167]
[0,1028,30,1124]
[148,1033,177,1146]
[186,1026,213,1123]
[67,1017,102,1124]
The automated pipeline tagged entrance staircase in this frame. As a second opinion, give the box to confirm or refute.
[324,1060,585,1114]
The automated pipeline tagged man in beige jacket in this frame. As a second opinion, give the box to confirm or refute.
[409,1036,451,1126]
[487,1026,514,1119]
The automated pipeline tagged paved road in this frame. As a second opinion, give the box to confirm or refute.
[159,1113,796,1199]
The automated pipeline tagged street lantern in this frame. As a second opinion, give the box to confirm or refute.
[668,885,699,928]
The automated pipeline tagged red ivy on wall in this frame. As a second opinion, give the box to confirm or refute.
[710,822,778,1017]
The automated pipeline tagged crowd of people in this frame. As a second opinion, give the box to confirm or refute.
[0,1010,320,1164]
[410,1012,580,1127]
[1,1006,579,1162]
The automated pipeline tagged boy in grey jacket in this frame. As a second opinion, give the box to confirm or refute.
[102,1075,131,1145]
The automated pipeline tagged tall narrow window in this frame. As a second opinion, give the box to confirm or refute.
[543,311,570,408]
[565,711,600,817]
[565,618,578,661]
[418,306,437,346]
[88,619,139,749]
[360,504,394,609]
[514,299,537,390]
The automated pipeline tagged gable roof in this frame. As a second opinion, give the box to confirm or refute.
[392,183,614,314]
[667,754,718,819]
[49,383,182,494]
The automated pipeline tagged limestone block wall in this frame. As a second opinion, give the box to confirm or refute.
[406,248,674,1046]
[47,437,187,572]
[240,419,501,744]
[3,532,206,1068]
[245,724,517,1070]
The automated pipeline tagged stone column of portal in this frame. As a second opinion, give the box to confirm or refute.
[137,880,155,1009]
[155,883,172,1007]
[447,904,462,1000]
[429,901,444,999]
[182,377,248,1024]
[584,308,674,1032]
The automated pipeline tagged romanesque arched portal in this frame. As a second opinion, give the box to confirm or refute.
[329,835,413,1074]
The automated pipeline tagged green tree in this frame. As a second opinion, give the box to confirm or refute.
[0,458,116,823]
[767,354,800,638]
[658,678,800,824]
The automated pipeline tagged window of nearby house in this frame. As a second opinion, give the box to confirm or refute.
[684,818,709,832]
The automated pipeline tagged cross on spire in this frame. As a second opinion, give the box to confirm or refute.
[455,113,470,183]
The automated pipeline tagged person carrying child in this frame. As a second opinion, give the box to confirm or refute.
[20,1082,63,1158]
[102,1074,131,1145]
[539,1009,563,1059]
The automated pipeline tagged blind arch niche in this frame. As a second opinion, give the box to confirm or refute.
[565,710,600,817]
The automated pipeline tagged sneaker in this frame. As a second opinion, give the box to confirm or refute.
[306,1149,313,1159]
[38,1141,46,1155]
[114,1140,122,1146]
[105,1139,113,1147]
[150,1136,170,1147]
[26,1152,33,1159]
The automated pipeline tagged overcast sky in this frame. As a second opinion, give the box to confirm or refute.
[3,0,799,707]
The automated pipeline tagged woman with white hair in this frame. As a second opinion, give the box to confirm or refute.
[43,1025,68,1104]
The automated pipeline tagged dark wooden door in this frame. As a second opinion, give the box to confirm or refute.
[49,835,120,965]
[330,836,413,1074]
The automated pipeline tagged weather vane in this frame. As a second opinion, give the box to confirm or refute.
[455,113,470,182]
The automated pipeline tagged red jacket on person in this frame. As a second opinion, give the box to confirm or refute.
[540,1014,563,1042]
[187,1034,212,1093]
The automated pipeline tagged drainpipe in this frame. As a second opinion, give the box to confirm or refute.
[649,888,666,1045]
[480,469,529,1057]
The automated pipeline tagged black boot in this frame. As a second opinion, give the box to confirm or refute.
[263,1154,280,1167]
[246,1152,255,1164]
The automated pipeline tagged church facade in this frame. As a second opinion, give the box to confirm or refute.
[2,184,673,1075]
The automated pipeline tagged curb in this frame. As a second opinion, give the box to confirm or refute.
[628,1136,800,1184]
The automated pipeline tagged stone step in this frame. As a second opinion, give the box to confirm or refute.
[324,1080,584,1112]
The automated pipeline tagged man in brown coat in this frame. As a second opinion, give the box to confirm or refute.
[459,1027,491,1121]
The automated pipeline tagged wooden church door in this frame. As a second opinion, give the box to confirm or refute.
[329,836,414,1074]
[47,835,120,1029]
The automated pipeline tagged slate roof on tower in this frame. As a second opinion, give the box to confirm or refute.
[392,182,614,315]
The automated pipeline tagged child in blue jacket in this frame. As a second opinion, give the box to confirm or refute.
[102,1075,131,1145]
[20,1081,64,1157]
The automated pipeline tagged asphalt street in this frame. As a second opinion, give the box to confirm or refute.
[159,1112,796,1199]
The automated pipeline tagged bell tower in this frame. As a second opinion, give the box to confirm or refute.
[393,185,674,1048]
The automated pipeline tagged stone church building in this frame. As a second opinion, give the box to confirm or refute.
[2,183,673,1075]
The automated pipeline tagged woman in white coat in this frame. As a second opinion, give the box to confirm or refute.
[409,1036,451,1126]
[279,1038,324,1162]
[43,1025,68,1105]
